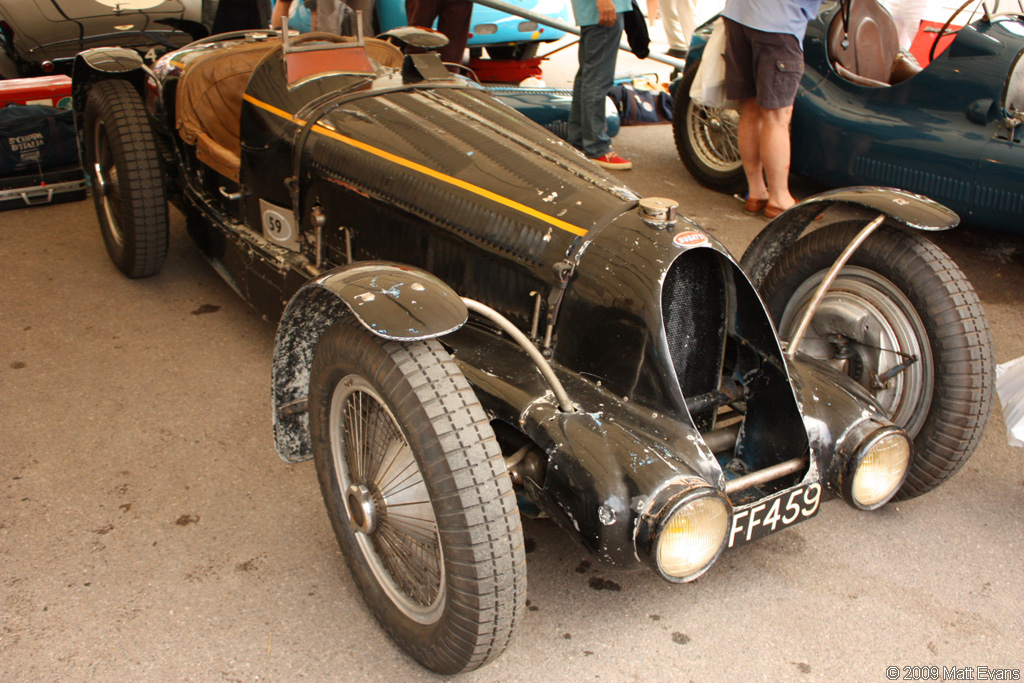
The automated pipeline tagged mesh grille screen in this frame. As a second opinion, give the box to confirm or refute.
[661,250,727,410]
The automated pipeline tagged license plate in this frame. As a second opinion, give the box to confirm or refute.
[727,482,822,548]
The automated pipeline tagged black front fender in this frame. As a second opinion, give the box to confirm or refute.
[740,187,959,289]
[271,262,468,463]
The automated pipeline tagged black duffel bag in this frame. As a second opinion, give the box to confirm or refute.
[0,105,79,175]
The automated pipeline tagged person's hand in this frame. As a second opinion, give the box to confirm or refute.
[646,0,659,26]
[596,0,617,26]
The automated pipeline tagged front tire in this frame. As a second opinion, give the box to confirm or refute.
[83,79,168,278]
[672,63,745,194]
[309,320,526,674]
[759,223,994,499]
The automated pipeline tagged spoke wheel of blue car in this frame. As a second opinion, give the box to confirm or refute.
[759,222,994,500]
[673,63,745,194]
[308,320,526,674]
[82,79,168,279]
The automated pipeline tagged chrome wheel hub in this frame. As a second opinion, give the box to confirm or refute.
[346,483,377,535]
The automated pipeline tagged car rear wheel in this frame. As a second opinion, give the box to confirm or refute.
[759,222,994,499]
[83,79,168,278]
[308,319,526,674]
[672,63,745,194]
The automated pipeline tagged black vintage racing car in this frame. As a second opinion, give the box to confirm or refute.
[71,28,994,674]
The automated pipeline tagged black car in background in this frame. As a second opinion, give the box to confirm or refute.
[0,0,205,78]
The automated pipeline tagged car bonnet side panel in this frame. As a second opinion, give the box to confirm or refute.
[282,76,638,324]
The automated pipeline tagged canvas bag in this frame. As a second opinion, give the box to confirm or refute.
[0,105,79,175]
[689,18,729,107]
[608,79,673,124]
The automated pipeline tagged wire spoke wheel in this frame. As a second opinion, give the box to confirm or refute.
[330,377,445,623]
[310,319,526,674]
[673,63,746,193]
[687,100,742,173]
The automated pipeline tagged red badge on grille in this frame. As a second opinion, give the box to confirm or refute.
[673,230,708,248]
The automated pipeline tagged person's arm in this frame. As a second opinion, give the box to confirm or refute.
[270,0,292,27]
[646,0,659,26]
[597,0,616,26]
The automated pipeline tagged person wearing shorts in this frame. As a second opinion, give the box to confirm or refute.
[721,0,822,217]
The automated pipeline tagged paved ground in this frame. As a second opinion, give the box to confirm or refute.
[2,37,1023,683]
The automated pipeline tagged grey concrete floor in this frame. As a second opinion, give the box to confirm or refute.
[2,41,1024,683]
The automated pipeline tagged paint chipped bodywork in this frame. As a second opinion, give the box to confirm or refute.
[75,33,920,583]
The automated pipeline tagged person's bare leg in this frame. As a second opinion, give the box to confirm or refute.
[761,105,795,210]
[737,98,768,201]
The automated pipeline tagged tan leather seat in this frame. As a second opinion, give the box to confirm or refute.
[177,38,402,180]
[365,37,404,69]
[177,40,280,181]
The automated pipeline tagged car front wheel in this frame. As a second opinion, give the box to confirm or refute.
[308,319,526,674]
[759,222,994,499]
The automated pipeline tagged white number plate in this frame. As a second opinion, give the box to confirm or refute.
[259,199,299,252]
[728,482,822,548]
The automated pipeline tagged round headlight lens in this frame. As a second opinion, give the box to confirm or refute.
[657,495,729,580]
[850,432,911,508]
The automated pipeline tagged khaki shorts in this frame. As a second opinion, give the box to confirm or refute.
[723,18,805,109]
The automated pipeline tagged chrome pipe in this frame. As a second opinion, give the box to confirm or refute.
[725,457,808,495]
[462,298,576,412]
[701,423,741,454]
[786,213,887,356]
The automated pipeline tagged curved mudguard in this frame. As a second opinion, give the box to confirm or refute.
[271,262,468,463]
[71,47,147,109]
[740,187,959,289]
[71,47,150,154]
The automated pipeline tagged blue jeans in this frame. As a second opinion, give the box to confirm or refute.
[568,16,624,159]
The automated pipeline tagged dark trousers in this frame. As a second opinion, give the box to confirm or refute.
[405,0,473,64]
[568,16,624,158]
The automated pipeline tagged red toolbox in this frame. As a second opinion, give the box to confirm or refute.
[0,75,74,109]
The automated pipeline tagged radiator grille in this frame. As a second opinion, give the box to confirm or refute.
[661,249,727,428]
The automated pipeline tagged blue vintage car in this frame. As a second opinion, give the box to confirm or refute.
[285,0,570,58]
[673,0,1024,233]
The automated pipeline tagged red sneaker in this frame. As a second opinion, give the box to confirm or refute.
[591,152,633,170]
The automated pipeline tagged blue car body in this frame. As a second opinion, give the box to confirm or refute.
[285,0,570,49]
[678,1,1024,233]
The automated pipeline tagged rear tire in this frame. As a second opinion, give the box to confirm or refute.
[672,63,745,194]
[83,79,168,278]
[309,320,526,673]
[759,223,994,499]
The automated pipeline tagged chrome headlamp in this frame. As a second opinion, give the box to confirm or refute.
[636,483,731,583]
[840,425,912,510]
